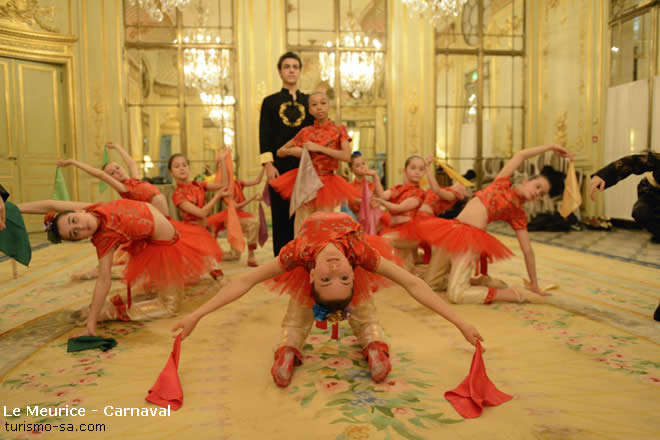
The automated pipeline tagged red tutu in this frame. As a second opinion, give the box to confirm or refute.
[269,170,359,209]
[379,216,421,241]
[122,220,223,292]
[265,235,403,307]
[415,218,513,262]
[207,209,253,235]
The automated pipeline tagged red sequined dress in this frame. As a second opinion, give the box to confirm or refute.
[87,199,223,292]
[266,212,402,307]
[378,183,426,239]
[269,120,360,208]
[417,176,522,261]
[118,178,161,203]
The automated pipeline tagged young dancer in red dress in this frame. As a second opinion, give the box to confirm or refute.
[419,144,571,303]
[371,155,427,270]
[57,142,169,216]
[416,155,468,219]
[169,153,229,280]
[172,211,483,388]
[209,148,265,267]
[347,152,384,223]
[269,91,358,232]
[18,199,224,336]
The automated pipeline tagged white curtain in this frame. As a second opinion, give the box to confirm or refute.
[603,80,649,220]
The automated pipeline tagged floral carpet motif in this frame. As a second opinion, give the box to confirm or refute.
[288,328,462,440]
[0,235,659,439]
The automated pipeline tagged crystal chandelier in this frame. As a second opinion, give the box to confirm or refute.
[183,44,231,93]
[319,7,384,99]
[127,0,192,23]
[182,1,231,94]
[402,0,468,28]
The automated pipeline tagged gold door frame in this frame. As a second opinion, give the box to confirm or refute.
[0,26,79,200]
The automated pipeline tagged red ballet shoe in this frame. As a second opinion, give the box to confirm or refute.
[247,259,258,267]
[209,269,224,280]
[271,346,302,387]
[363,341,391,383]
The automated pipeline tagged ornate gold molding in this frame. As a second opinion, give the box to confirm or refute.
[0,0,58,33]
[407,89,419,155]
[554,111,568,147]
[0,25,76,59]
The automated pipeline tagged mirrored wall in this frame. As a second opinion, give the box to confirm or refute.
[124,0,236,181]
[434,0,525,187]
[286,0,388,181]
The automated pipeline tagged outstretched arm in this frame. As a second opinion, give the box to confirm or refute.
[277,139,303,158]
[376,259,483,347]
[375,196,421,214]
[496,144,572,179]
[57,159,127,194]
[424,155,459,201]
[242,167,265,187]
[172,258,285,339]
[215,146,231,188]
[515,228,550,296]
[365,168,386,198]
[235,194,261,210]
[590,151,660,198]
[177,188,229,219]
[105,142,139,178]
[82,249,115,336]
[18,200,91,214]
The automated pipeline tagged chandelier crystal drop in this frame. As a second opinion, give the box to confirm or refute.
[127,0,192,23]
[402,0,468,28]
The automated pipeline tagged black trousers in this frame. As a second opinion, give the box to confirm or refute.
[269,186,295,256]
[632,182,660,240]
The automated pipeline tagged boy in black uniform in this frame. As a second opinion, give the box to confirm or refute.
[259,52,314,256]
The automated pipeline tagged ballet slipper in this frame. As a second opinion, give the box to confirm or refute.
[247,258,258,267]
[363,341,391,383]
[209,269,224,281]
[271,346,302,387]
[511,285,545,304]
[471,275,508,289]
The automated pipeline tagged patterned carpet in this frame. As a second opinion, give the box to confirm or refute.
[0,233,658,440]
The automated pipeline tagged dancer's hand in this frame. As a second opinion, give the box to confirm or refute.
[0,197,5,231]
[172,314,200,340]
[56,159,73,167]
[529,284,553,297]
[73,322,98,338]
[550,145,574,159]
[459,322,484,350]
[425,154,435,166]
[365,168,378,177]
[264,163,279,182]
[303,141,322,152]
[105,142,119,150]
[589,176,606,201]
[216,146,230,161]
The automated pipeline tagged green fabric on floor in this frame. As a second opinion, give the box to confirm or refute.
[0,201,31,266]
[67,336,118,352]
